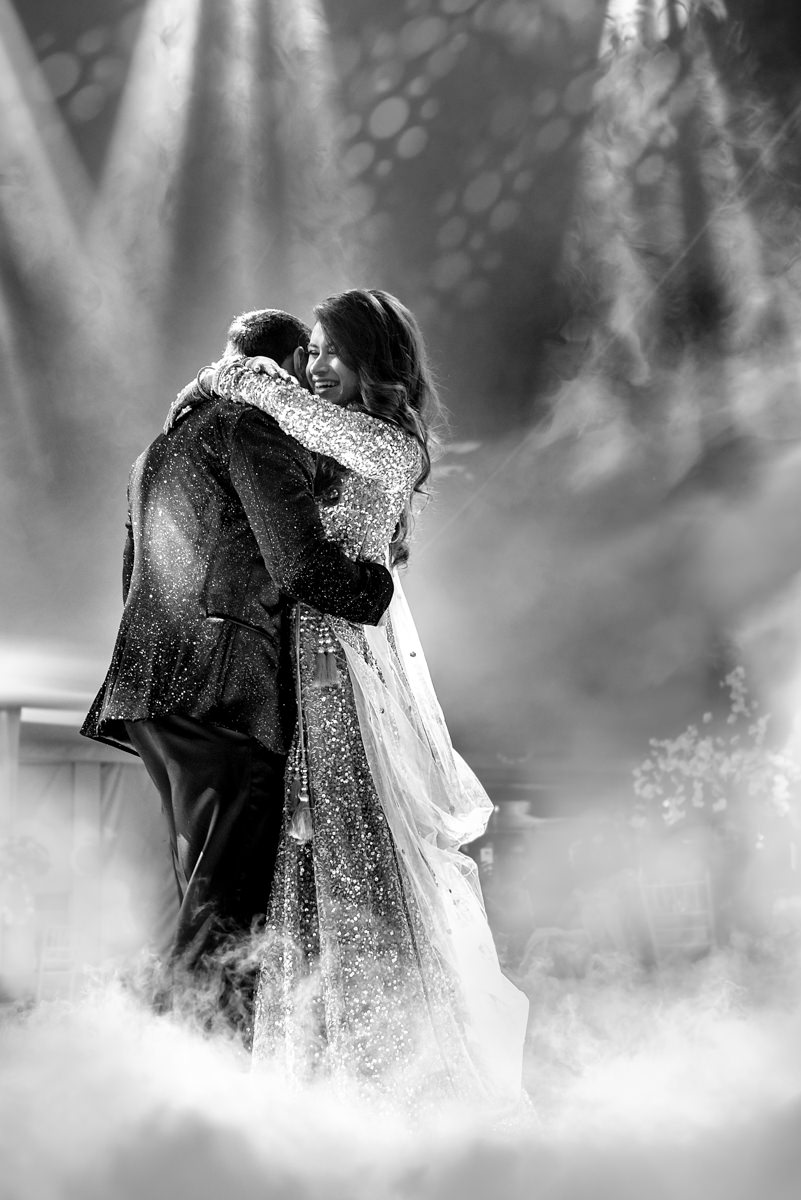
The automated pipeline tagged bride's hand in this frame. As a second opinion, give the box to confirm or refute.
[211,354,294,398]
[243,355,294,383]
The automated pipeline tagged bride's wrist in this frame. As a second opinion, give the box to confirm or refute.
[196,365,216,399]
[211,356,246,398]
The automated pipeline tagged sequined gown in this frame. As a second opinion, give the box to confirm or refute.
[221,371,528,1108]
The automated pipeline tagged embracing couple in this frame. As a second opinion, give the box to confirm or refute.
[82,289,528,1111]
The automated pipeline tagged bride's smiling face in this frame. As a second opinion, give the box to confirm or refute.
[306,321,359,406]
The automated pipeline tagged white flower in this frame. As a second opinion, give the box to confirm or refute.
[631,666,799,830]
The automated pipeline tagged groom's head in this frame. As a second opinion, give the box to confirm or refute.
[225,309,311,379]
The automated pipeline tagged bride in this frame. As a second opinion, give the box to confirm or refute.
[196,288,527,1109]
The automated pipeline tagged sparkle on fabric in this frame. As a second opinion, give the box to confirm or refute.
[225,372,484,1106]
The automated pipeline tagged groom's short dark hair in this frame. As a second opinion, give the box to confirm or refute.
[225,309,310,363]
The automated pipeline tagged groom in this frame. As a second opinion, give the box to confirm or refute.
[82,308,393,1030]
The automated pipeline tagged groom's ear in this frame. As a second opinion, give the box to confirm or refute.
[293,345,310,388]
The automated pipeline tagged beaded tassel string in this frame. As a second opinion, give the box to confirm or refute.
[312,620,341,688]
[288,607,313,844]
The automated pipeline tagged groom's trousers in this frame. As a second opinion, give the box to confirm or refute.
[124,714,286,1031]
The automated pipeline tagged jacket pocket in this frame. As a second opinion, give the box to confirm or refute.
[205,611,275,641]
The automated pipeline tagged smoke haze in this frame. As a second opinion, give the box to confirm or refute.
[4,940,801,1200]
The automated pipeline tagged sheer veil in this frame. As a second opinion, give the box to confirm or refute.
[335,571,529,1102]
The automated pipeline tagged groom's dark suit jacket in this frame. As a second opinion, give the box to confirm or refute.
[81,392,392,755]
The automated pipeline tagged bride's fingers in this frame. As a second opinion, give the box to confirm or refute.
[259,366,293,381]
[247,357,292,381]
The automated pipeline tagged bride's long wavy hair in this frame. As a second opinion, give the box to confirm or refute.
[312,288,442,566]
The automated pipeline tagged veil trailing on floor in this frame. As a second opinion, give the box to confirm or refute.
[335,571,529,1104]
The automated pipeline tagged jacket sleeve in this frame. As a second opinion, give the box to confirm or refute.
[228,408,393,625]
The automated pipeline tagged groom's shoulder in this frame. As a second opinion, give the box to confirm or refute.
[150,395,311,464]
[164,394,275,443]
[181,392,277,434]
[226,401,312,460]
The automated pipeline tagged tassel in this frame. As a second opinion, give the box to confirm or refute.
[312,650,340,687]
[311,624,341,688]
[288,792,313,843]
[287,747,313,843]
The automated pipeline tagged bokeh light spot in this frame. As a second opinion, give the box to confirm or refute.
[420,97,440,120]
[532,89,558,117]
[426,43,463,78]
[479,0,541,43]
[513,169,535,193]
[400,16,448,58]
[440,0,480,12]
[91,56,127,90]
[375,159,393,178]
[463,171,503,214]
[559,0,601,24]
[458,277,491,307]
[563,70,597,116]
[67,83,108,122]
[114,10,144,52]
[40,52,81,100]
[536,116,572,153]
[434,190,457,216]
[432,251,472,290]
[370,32,399,60]
[368,95,411,139]
[397,126,428,158]
[76,27,107,56]
[342,141,376,178]
[371,60,405,95]
[407,75,430,97]
[489,199,522,232]
[437,215,469,249]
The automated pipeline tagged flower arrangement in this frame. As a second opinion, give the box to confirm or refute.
[631,667,800,838]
